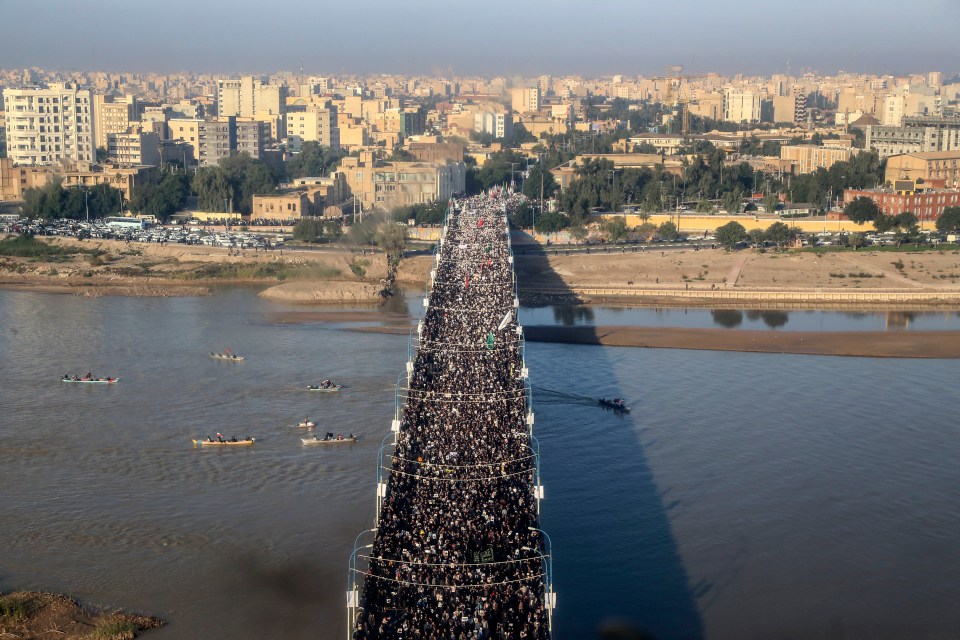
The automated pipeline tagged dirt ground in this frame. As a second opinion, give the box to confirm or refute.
[0,591,162,639]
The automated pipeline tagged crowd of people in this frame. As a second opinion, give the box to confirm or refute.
[354,191,550,640]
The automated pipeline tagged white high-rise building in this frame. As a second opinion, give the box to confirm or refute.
[3,83,96,165]
[723,89,761,123]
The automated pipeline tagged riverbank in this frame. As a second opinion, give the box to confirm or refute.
[0,235,389,302]
[0,591,162,639]
[523,325,960,358]
[8,234,960,308]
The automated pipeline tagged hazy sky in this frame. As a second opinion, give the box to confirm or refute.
[2,0,958,77]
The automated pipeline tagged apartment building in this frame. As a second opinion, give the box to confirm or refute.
[843,186,960,221]
[107,129,160,166]
[286,105,339,149]
[780,143,856,174]
[723,89,761,123]
[473,109,514,139]
[340,151,465,211]
[511,86,540,114]
[884,151,960,187]
[866,116,960,158]
[93,94,139,149]
[3,83,96,165]
[216,76,286,139]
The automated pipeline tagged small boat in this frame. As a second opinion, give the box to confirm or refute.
[598,398,630,413]
[61,376,119,384]
[210,352,244,362]
[297,420,316,429]
[307,384,342,392]
[301,433,357,445]
[193,437,256,447]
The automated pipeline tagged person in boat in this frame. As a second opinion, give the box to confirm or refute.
[72,375,80,381]
[230,436,237,442]
[324,432,334,441]
[321,379,331,388]
[63,374,69,380]
[336,433,343,440]
[216,432,224,443]
[85,372,93,379]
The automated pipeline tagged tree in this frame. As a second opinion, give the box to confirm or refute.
[192,166,233,212]
[715,221,748,249]
[292,218,326,243]
[935,206,960,232]
[604,216,628,242]
[721,190,743,214]
[130,170,189,222]
[873,214,897,233]
[376,222,408,266]
[569,223,588,244]
[848,232,868,250]
[285,142,345,179]
[695,198,714,213]
[657,221,679,241]
[748,227,766,247]
[763,192,779,214]
[635,222,657,241]
[520,165,558,202]
[765,221,794,248]
[844,196,881,224]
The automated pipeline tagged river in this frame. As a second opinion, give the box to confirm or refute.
[0,288,958,640]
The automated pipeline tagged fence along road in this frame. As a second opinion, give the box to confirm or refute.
[347,192,553,639]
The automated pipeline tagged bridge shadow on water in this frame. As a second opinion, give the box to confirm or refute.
[514,241,705,640]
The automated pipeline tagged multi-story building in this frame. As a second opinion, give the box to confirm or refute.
[780,143,857,174]
[107,129,160,166]
[510,86,540,114]
[216,76,286,139]
[884,151,960,188]
[339,151,465,211]
[843,186,960,221]
[93,94,138,150]
[723,89,761,123]
[234,118,270,160]
[285,105,339,149]
[866,116,960,158]
[0,157,52,201]
[473,109,514,139]
[3,83,96,165]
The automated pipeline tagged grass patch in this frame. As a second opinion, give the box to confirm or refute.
[349,258,370,278]
[829,272,847,278]
[891,260,905,271]
[0,593,38,623]
[93,616,139,639]
[848,272,883,278]
[173,262,341,281]
[0,235,84,259]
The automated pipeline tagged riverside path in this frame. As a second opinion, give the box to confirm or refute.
[347,191,553,639]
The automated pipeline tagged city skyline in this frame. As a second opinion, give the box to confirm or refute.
[1,0,959,77]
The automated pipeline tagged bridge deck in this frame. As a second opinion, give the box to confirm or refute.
[349,193,552,639]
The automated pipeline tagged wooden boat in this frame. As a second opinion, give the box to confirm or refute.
[301,434,357,445]
[307,384,341,392]
[210,352,244,362]
[192,437,255,447]
[598,398,630,412]
[61,376,119,384]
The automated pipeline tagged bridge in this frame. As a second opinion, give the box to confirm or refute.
[347,192,554,639]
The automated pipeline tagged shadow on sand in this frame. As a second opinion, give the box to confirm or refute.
[515,240,705,640]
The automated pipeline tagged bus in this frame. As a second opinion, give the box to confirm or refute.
[104,217,147,230]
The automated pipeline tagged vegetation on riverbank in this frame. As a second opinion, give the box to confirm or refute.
[0,591,163,639]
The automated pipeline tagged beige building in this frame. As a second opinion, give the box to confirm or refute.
[216,76,286,139]
[511,86,540,114]
[780,143,857,174]
[340,152,465,212]
[94,94,138,150]
[286,102,339,149]
[3,83,96,165]
[884,151,960,187]
[0,157,52,201]
[107,129,160,166]
[250,191,310,220]
[723,89,761,123]
[59,161,159,201]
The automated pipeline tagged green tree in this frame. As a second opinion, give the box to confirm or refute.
[657,221,679,241]
[520,165,558,202]
[935,206,960,232]
[844,196,881,224]
[715,221,748,249]
[765,221,794,248]
[696,198,714,213]
[748,227,766,247]
[535,210,569,232]
[376,222,408,265]
[285,142,345,179]
[848,232,868,250]
[763,192,779,213]
[721,190,743,214]
[292,218,326,243]
[220,154,278,215]
[192,166,233,212]
[130,170,189,222]
[604,216,629,242]
[569,223,588,244]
